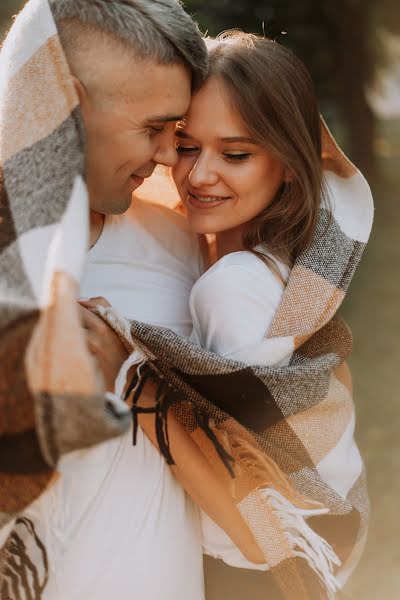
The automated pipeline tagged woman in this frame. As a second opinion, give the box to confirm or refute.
[85,32,372,599]
[175,32,320,361]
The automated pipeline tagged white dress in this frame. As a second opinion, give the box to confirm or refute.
[23,199,205,600]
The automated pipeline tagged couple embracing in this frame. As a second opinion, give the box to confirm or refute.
[0,1,373,599]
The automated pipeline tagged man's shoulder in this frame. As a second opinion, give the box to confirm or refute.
[129,198,189,233]
[121,199,204,275]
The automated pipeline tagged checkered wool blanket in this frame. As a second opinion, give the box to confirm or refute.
[0,1,373,599]
[0,1,131,595]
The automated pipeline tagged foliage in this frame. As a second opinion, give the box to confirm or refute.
[184,0,379,175]
[185,0,368,103]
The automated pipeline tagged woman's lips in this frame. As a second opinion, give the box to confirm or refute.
[187,191,231,210]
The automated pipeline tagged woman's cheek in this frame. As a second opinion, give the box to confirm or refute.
[171,165,184,197]
[173,158,193,190]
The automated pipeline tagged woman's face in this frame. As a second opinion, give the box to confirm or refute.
[172,77,285,235]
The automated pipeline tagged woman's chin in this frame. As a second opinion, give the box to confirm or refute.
[186,220,217,235]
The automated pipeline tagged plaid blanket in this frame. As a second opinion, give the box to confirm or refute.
[98,123,374,598]
[0,1,131,594]
[0,1,373,599]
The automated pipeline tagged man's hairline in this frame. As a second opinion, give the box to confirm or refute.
[71,54,193,112]
[59,17,196,90]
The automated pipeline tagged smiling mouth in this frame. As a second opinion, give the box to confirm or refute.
[188,191,231,206]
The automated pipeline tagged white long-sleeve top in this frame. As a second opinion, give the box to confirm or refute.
[190,250,290,570]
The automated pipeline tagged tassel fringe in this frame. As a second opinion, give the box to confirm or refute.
[0,518,48,600]
[114,349,146,399]
[208,423,341,598]
[123,363,341,599]
[262,488,341,599]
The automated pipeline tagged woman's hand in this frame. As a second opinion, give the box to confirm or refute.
[78,297,129,392]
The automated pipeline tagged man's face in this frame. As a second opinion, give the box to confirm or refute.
[79,57,192,215]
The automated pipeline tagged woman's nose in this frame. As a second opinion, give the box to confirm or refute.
[188,155,219,188]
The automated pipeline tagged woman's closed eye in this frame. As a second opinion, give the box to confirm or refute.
[176,145,251,163]
[223,153,251,163]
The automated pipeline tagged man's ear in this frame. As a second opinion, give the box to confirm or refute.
[72,76,89,112]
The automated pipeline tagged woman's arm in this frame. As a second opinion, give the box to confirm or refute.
[137,383,266,566]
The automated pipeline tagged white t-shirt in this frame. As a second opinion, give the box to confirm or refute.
[190,250,290,570]
[24,199,205,600]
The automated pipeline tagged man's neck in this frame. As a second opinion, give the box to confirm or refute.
[89,211,105,248]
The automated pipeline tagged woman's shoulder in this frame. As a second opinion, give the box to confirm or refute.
[194,250,289,294]
[189,250,288,356]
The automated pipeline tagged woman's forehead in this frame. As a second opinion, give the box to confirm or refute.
[184,78,248,138]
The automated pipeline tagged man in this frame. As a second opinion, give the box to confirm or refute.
[1,1,209,598]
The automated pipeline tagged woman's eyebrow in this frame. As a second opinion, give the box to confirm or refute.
[221,136,257,144]
[175,130,193,139]
[175,131,257,144]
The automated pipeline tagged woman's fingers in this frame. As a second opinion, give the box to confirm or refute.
[78,304,109,334]
[85,330,102,355]
[77,305,129,392]
[78,296,111,309]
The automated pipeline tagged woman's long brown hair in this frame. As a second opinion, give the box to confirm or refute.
[207,32,325,269]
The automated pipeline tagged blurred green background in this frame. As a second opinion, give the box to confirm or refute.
[2,1,399,598]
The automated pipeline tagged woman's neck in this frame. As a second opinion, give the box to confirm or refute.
[215,226,245,260]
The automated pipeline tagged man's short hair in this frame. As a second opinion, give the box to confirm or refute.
[49,0,208,90]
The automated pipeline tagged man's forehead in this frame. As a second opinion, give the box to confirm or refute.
[139,79,192,122]
[116,61,191,101]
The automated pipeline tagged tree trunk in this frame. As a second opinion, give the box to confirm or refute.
[337,0,376,179]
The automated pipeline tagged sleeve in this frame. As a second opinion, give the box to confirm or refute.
[189,261,283,570]
[189,263,282,360]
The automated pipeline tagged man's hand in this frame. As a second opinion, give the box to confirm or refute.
[78,298,129,392]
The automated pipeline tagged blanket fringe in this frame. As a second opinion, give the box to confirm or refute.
[0,518,48,600]
[262,488,341,599]
[114,349,146,399]
[210,422,323,510]
[125,367,341,598]
[208,423,341,597]
[126,367,235,474]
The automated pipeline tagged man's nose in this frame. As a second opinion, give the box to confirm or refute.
[153,130,179,168]
[188,154,219,188]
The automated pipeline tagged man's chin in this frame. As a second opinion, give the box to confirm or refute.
[90,195,133,216]
[113,196,134,215]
